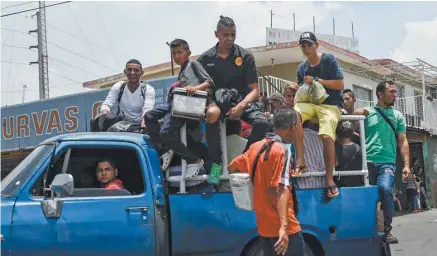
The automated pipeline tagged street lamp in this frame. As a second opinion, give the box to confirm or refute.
[166,42,174,76]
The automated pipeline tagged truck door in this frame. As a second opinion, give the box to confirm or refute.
[12,141,156,256]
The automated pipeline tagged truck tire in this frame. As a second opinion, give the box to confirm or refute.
[242,238,315,256]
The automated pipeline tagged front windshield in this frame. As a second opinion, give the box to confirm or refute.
[1,144,54,197]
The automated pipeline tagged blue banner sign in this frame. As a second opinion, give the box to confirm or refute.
[1,76,176,151]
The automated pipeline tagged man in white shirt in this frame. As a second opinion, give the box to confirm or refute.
[101,59,155,128]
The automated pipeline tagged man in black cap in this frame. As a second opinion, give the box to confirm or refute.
[294,32,345,198]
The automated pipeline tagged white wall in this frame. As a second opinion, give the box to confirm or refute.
[343,71,377,93]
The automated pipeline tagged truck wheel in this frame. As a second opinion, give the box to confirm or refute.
[382,243,392,256]
[242,238,315,256]
[304,241,315,256]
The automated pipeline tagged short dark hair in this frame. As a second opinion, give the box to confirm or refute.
[273,107,297,130]
[217,15,235,30]
[126,59,142,69]
[376,80,395,99]
[170,38,190,51]
[336,121,354,140]
[343,89,355,99]
[96,159,117,171]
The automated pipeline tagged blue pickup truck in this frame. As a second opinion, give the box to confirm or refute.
[1,129,387,256]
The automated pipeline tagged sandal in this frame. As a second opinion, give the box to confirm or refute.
[161,150,174,171]
[185,159,204,180]
[291,165,308,177]
[326,184,339,198]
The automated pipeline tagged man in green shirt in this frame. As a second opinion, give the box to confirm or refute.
[354,80,410,244]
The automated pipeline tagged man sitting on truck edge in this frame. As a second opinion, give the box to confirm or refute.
[100,59,155,128]
[294,31,345,198]
[354,80,410,244]
[228,107,303,256]
[145,39,220,176]
[197,15,270,185]
[96,159,125,190]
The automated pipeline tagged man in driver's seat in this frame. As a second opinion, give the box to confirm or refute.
[96,159,125,190]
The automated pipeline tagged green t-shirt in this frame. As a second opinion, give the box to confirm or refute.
[364,105,406,164]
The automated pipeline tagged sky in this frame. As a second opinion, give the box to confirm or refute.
[1,1,437,106]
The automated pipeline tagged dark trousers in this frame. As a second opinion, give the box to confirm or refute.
[368,162,395,232]
[420,187,429,209]
[144,106,203,164]
[205,102,269,165]
[405,189,418,211]
[259,232,304,256]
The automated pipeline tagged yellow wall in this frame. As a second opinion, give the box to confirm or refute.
[258,62,300,82]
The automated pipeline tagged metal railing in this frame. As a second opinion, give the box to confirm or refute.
[258,75,289,97]
[356,95,437,131]
[168,115,370,193]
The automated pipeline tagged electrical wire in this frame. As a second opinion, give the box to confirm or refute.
[48,56,102,78]
[93,1,121,67]
[1,60,82,84]
[67,4,97,59]
[0,28,120,72]
[1,1,72,18]
[1,2,34,10]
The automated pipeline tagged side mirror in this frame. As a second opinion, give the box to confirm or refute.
[40,174,74,219]
[51,173,74,197]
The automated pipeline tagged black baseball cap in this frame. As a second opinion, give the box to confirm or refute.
[299,32,317,44]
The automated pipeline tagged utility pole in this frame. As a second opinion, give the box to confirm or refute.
[29,1,49,100]
[22,85,27,103]
[270,10,274,28]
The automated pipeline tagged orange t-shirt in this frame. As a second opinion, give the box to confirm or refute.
[229,136,301,238]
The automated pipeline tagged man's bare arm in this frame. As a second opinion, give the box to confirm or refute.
[397,132,410,168]
[276,185,290,230]
[239,83,260,107]
[353,108,369,116]
[318,79,344,90]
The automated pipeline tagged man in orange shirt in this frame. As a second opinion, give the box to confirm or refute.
[228,107,303,256]
[96,159,125,190]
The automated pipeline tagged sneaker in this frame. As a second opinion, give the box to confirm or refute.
[385,232,399,244]
[208,163,222,185]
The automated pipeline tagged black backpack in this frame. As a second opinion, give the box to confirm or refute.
[90,82,146,132]
[251,139,300,217]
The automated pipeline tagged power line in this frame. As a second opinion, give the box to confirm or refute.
[0,28,119,72]
[1,2,34,10]
[93,1,120,67]
[2,82,83,93]
[3,44,32,50]
[1,60,81,84]
[67,4,97,59]
[46,39,119,72]
[48,56,103,78]
[6,14,17,105]
[1,1,71,18]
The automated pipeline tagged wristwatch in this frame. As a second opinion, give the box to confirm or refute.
[314,77,319,82]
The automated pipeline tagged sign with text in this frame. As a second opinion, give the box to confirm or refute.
[266,27,360,54]
[1,76,176,151]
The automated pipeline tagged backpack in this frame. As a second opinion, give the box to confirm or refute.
[251,139,300,217]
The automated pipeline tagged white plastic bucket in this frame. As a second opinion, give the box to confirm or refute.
[229,173,254,211]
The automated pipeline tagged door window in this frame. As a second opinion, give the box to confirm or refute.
[30,146,145,198]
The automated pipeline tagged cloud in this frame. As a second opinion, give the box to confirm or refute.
[391,17,437,66]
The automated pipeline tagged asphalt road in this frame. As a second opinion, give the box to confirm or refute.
[390,209,437,256]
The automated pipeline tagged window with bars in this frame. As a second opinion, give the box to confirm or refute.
[395,85,406,114]
[430,87,437,100]
[353,85,373,108]
[414,90,424,119]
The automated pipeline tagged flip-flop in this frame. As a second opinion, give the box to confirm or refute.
[161,150,174,171]
[291,165,308,177]
[326,184,339,198]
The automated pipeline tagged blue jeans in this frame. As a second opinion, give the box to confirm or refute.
[368,163,395,232]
